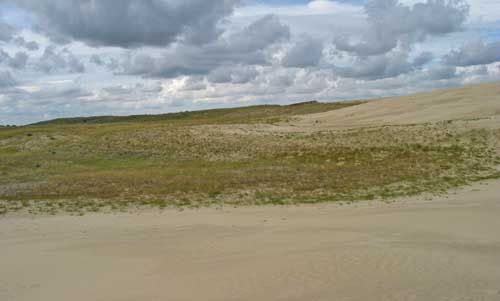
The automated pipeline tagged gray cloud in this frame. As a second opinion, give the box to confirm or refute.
[90,54,104,66]
[13,36,40,51]
[334,0,469,56]
[89,54,120,71]
[207,65,259,84]
[287,70,331,95]
[16,0,239,48]
[1,81,165,124]
[0,20,15,42]
[2,0,500,126]
[101,83,163,97]
[0,49,28,70]
[0,84,97,125]
[206,68,231,84]
[0,70,17,87]
[281,34,324,68]
[259,69,296,91]
[8,51,28,69]
[413,51,434,66]
[425,65,457,80]
[122,53,156,75]
[335,50,414,80]
[0,48,9,64]
[443,39,500,66]
[106,58,120,71]
[180,76,207,91]
[36,46,85,74]
[123,15,290,78]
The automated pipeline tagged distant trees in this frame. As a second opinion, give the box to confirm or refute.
[0,124,16,128]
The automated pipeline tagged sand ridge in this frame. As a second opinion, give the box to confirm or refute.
[293,81,500,130]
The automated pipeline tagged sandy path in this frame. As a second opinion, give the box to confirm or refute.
[1,181,500,301]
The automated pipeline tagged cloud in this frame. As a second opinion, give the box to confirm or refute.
[234,0,362,18]
[123,14,290,78]
[180,76,207,91]
[8,51,28,69]
[0,49,28,69]
[286,69,332,94]
[0,20,15,42]
[1,81,164,121]
[412,51,434,66]
[0,48,9,63]
[425,65,457,79]
[1,0,500,125]
[13,36,39,51]
[16,0,239,48]
[443,38,500,66]
[36,46,85,74]
[281,34,324,68]
[335,50,415,79]
[334,0,469,56]
[0,83,97,124]
[0,70,18,87]
[89,54,120,71]
[102,83,163,96]
[89,54,104,66]
[207,65,259,84]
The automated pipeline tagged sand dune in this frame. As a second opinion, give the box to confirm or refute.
[296,81,500,129]
[1,181,500,301]
[2,82,500,301]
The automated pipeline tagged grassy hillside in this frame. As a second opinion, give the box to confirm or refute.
[33,101,363,126]
[1,98,499,215]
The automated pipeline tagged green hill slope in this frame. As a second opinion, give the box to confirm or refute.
[33,101,361,126]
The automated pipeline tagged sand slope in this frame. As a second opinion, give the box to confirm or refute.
[1,181,500,301]
[296,81,500,129]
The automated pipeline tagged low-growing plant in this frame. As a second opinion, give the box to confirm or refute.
[0,102,499,215]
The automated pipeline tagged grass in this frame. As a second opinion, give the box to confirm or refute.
[31,101,363,126]
[1,101,499,215]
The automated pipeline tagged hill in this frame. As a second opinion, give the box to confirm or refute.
[1,82,499,215]
[295,81,500,129]
[33,101,362,126]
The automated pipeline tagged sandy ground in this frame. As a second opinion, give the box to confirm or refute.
[294,81,500,130]
[2,81,500,300]
[1,180,500,301]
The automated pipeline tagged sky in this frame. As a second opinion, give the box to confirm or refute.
[0,0,499,125]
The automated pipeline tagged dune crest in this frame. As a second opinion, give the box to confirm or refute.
[295,81,500,129]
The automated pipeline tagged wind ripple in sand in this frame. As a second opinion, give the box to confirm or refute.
[1,181,500,301]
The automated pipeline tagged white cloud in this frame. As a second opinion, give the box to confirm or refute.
[0,0,499,124]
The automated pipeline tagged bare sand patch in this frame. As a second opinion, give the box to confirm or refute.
[1,180,500,301]
[293,81,500,130]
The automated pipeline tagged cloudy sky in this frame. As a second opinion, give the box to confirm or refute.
[0,0,499,124]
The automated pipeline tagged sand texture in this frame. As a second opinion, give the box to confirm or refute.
[1,181,500,301]
[2,81,500,300]
[295,81,500,129]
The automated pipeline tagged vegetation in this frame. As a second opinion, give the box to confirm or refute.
[1,101,499,215]
[32,101,363,126]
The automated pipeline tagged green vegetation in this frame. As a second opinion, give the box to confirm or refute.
[0,101,499,215]
[32,101,363,126]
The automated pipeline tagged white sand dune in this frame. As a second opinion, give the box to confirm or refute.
[1,181,500,301]
[296,81,500,129]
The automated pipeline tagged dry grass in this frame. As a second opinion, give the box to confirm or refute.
[1,101,499,215]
